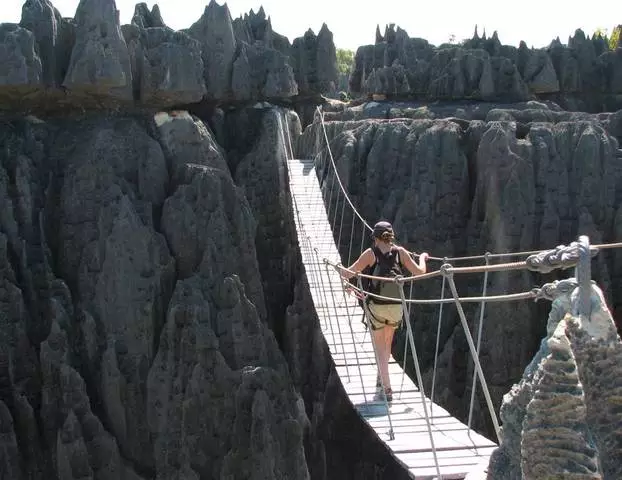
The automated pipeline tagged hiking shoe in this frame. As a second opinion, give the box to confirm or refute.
[373,387,393,403]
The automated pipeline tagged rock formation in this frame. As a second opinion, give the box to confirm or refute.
[0,100,413,480]
[349,24,622,112]
[487,280,622,480]
[0,0,338,112]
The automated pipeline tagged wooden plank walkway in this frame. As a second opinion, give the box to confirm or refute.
[288,157,496,480]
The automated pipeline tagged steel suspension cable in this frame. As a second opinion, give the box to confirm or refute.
[398,281,414,400]
[334,273,545,305]
[430,259,448,417]
[444,269,502,443]
[468,253,490,433]
[315,106,373,231]
[324,262,351,382]
[398,284,442,479]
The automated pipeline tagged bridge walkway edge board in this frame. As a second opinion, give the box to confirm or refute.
[288,158,497,479]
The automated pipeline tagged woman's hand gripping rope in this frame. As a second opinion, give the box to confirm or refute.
[336,264,366,301]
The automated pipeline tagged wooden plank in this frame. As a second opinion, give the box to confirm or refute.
[288,159,496,479]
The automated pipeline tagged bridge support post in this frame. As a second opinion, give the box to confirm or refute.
[398,281,441,479]
[576,235,592,320]
[468,252,490,434]
[442,265,502,444]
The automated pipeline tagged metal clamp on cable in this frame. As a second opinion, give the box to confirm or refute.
[531,287,547,302]
[577,235,592,319]
[525,241,599,274]
[535,279,580,302]
[440,263,453,277]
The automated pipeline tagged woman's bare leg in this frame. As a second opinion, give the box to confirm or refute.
[372,327,392,391]
[384,326,395,385]
[372,327,390,391]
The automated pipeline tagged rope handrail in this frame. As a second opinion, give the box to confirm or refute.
[428,241,622,263]
[315,106,373,231]
[340,278,544,305]
[321,238,616,284]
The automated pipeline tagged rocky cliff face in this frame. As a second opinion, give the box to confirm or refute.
[0,1,414,480]
[0,105,413,480]
[350,24,622,112]
[487,280,622,480]
[297,100,622,438]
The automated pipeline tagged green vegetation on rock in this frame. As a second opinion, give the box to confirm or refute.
[336,48,354,76]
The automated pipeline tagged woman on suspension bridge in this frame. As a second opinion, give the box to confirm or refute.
[337,221,429,402]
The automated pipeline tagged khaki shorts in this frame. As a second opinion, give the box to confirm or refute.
[366,301,403,330]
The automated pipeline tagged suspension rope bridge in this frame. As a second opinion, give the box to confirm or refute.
[281,107,622,479]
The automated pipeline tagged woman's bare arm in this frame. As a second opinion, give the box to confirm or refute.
[397,247,428,276]
[338,248,375,279]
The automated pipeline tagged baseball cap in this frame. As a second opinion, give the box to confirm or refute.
[373,221,394,238]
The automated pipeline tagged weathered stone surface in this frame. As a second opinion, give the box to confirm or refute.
[131,2,165,29]
[291,24,338,96]
[565,288,622,479]
[0,99,450,479]
[363,63,411,96]
[160,162,266,320]
[487,282,622,480]
[0,24,42,86]
[231,41,298,101]
[62,0,133,101]
[232,106,300,333]
[50,117,174,468]
[0,400,22,479]
[19,0,73,87]
[123,24,206,105]
[41,320,125,479]
[186,0,237,100]
[146,273,307,479]
[350,24,622,111]
[232,7,291,57]
[0,0,339,110]
[522,47,560,94]
[154,110,228,181]
[520,318,600,479]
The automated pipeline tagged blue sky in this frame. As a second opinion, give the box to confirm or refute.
[2,0,619,51]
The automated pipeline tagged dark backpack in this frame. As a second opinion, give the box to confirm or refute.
[350,245,404,307]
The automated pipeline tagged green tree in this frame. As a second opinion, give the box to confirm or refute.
[593,26,621,50]
[610,25,621,50]
[336,48,355,76]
